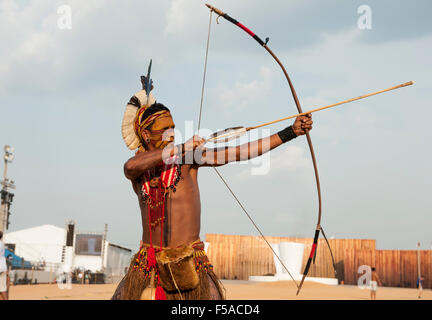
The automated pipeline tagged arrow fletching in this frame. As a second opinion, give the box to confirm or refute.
[206,126,247,144]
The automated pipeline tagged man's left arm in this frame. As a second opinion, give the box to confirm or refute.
[197,114,312,167]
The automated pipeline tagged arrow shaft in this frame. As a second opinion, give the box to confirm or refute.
[206,130,238,142]
[249,81,414,131]
[206,81,414,144]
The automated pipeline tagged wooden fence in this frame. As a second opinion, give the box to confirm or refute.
[205,234,432,289]
[346,249,432,289]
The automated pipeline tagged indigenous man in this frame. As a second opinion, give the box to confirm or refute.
[111,77,313,300]
[370,267,382,300]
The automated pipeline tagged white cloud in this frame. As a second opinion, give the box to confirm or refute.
[0,0,117,92]
[230,145,310,182]
[210,66,273,111]
[164,0,203,36]
[270,145,310,172]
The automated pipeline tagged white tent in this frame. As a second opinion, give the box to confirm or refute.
[3,224,132,280]
[4,224,65,264]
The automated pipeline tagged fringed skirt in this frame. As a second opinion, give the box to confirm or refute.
[111,240,225,300]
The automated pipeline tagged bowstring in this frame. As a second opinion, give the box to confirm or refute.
[197,9,299,289]
[197,9,213,132]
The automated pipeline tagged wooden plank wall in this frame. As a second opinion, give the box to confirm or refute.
[349,250,432,289]
[205,234,432,289]
[205,234,375,281]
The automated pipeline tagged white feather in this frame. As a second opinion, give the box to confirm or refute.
[207,127,247,144]
[121,90,156,150]
[135,90,156,107]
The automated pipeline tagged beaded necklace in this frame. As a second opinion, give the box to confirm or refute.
[138,157,181,299]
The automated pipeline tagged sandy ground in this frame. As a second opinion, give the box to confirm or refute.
[7,280,432,300]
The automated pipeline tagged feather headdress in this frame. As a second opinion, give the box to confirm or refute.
[122,60,156,150]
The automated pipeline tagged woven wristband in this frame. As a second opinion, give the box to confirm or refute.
[277,126,297,143]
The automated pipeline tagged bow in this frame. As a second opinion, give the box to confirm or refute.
[201,4,337,295]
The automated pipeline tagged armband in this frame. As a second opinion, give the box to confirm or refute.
[277,125,297,143]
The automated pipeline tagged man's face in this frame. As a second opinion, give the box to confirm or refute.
[145,114,175,149]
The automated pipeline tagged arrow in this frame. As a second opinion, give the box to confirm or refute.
[206,81,414,144]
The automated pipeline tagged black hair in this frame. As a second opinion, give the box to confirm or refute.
[0,231,3,240]
[141,103,170,129]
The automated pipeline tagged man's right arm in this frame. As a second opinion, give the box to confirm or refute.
[123,135,217,180]
[124,147,177,180]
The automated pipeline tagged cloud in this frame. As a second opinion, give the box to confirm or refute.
[0,0,168,95]
[0,1,107,93]
[230,145,310,182]
[269,145,310,173]
[164,0,202,36]
[208,66,273,112]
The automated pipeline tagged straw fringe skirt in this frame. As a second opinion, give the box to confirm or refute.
[111,241,225,300]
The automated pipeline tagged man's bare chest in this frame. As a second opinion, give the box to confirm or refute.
[132,165,199,203]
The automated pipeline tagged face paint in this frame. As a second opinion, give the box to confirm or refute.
[148,115,175,149]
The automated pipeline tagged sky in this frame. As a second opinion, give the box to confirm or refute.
[0,0,431,252]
